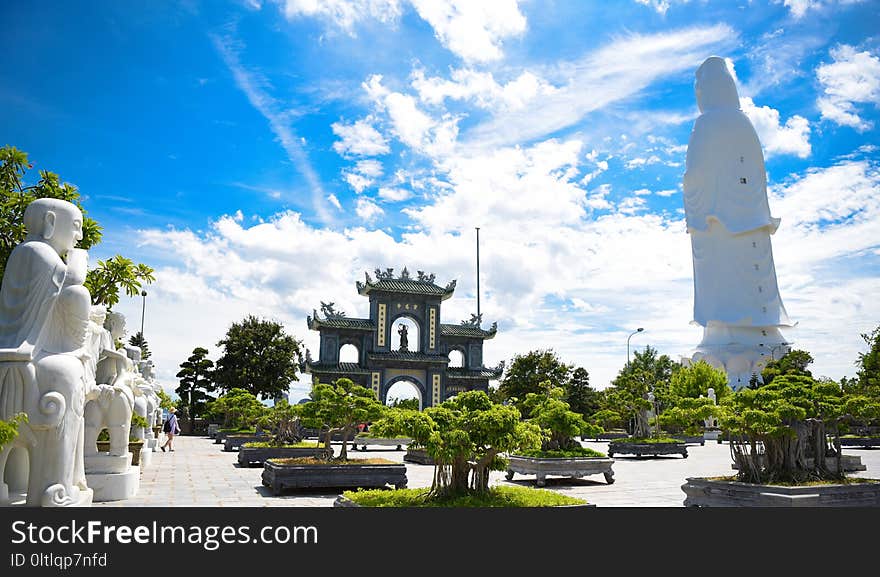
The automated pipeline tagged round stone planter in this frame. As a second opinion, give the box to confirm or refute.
[607,441,688,458]
[505,455,615,486]
[350,436,412,451]
[682,477,880,507]
[238,445,332,467]
[96,440,144,466]
[261,460,408,495]
[839,437,880,448]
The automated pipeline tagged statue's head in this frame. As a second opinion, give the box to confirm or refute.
[23,198,84,257]
[695,56,740,113]
[104,311,126,340]
[89,304,107,326]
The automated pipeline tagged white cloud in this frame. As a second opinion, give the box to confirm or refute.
[378,187,412,202]
[409,0,526,63]
[332,116,390,156]
[655,189,678,197]
[469,25,738,147]
[355,197,385,222]
[278,0,403,34]
[633,188,652,196]
[740,96,811,158]
[327,194,343,210]
[816,44,880,132]
[633,0,691,15]
[779,0,822,18]
[411,68,557,111]
[355,159,384,177]
[342,159,385,193]
[344,172,373,193]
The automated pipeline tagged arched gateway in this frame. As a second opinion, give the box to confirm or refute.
[303,267,503,408]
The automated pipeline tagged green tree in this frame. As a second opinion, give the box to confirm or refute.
[84,255,155,309]
[175,346,216,433]
[298,378,386,460]
[499,350,572,412]
[156,389,174,411]
[760,349,814,386]
[0,145,101,282]
[388,397,420,411]
[207,388,266,430]
[851,325,880,397]
[522,384,601,450]
[669,360,730,401]
[213,315,304,400]
[371,390,542,497]
[128,331,151,360]
[657,397,719,436]
[564,367,601,418]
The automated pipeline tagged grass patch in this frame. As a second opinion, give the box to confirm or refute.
[516,447,607,458]
[268,457,397,466]
[242,441,320,449]
[609,437,682,444]
[355,434,410,439]
[343,485,588,507]
[219,427,256,434]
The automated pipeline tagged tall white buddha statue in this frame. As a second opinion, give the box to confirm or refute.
[0,198,93,506]
[683,56,793,390]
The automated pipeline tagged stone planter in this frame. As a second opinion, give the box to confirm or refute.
[350,436,412,451]
[607,441,688,458]
[682,477,880,507]
[224,435,264,451]
[672,435,705,446]
[839,437,880,448]
[207,424,220,438]
[96,440,144,466]
[332,495,596,508]
[703,430,721,443]
[505,455,615,486]
[403,447,435,465]
[261,460,408,495]
[731,454,866,473]
[238,445,332,467]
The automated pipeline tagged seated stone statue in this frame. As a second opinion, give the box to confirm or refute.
[84,311,141,460]
[0,198,93,507]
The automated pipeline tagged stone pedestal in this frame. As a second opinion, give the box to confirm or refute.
[138,447,153,469]
[85,452,139,502]
[703,430,721,442]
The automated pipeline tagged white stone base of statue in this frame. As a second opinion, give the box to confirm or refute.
[84,452,139,502]
[138,447,153,469]
[703,430,721,442]
[146,438,159,452]
[86,468,139,502]
[685,324,790,390]
[85,453,132,475]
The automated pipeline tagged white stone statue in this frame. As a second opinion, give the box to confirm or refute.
[683,56,793,390]
[704,387,717,429]
[84,311,138,459]
[0,198,93,507]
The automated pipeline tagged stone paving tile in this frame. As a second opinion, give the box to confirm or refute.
[93,435,880,508]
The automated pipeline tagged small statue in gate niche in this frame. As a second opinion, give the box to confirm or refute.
[398,323,408,352]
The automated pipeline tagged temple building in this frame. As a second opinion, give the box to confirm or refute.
[303,267,502,408]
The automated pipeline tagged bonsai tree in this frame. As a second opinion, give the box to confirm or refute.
[719,373,880,484]
[388,397,420,411]
[257,400,305,447]
[207,388,267,431]
[129,413,150,442]
[660,361,730,434]
[589,409,625,432]
[298,378,386,460]
[176,346,216,433]
[657,397,719,436]
[521,384,601,451]
[603,370,655,438]
[370,390,542,497]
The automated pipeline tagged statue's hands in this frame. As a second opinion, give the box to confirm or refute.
[64,248,89,286]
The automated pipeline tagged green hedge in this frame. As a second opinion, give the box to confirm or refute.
[343,485,587,507]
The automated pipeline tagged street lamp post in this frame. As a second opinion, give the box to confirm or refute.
[626,327,644,366]
[140,290,147,336]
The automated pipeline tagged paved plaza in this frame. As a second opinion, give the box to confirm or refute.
[93,436,880,507]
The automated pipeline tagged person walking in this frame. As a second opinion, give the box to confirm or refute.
[161,407,181,452]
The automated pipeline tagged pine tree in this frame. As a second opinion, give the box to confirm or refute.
[129,331,151,359]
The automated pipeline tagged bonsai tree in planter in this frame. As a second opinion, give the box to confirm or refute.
[521,384,601,454]
[719,373,872,484]
[0,413,26,451]
[298,378,386,460]
[370,390,542,497]
[207,388,266,432]
[256,400,306,446]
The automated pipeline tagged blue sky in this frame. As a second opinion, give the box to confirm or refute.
[2,0,879,399]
